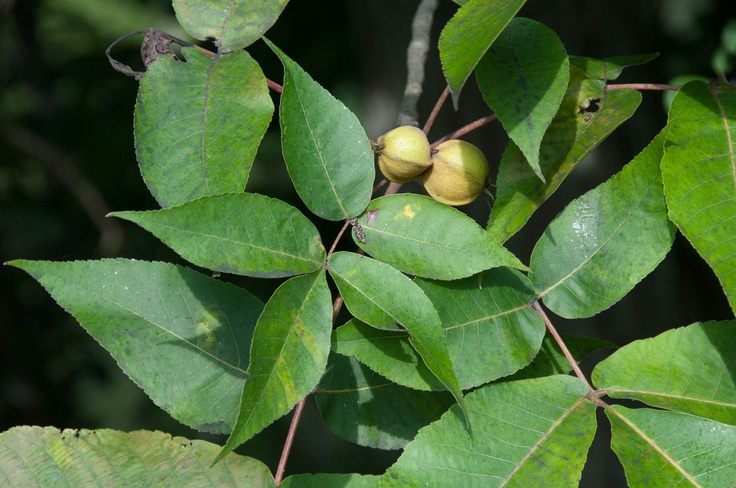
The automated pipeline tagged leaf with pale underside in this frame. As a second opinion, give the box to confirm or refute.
[174,0,289,52]
[0,427,275,487]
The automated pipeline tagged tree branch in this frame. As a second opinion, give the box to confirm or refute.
[396,0,440,127]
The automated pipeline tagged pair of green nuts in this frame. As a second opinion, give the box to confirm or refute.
[375,126,490,206]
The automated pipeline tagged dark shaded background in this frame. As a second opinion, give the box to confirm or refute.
[2,0,734,485]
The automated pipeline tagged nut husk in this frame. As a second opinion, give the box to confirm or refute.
[376,126,432,183]
[422,139,489,206]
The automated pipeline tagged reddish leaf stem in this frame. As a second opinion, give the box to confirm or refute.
[432,114,497,147]
[274,397,307,485]
[327,219,352,258]
[608,83,680,91]
[531,300,594,391]
[423,85,450,135]
[267,79,283,93]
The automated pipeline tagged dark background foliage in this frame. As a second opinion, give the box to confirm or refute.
[1,0,734,485]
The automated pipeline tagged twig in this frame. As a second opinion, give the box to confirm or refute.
[397,0,440,127]
[531,300,594,391]
[608,83,680,91]
[432,114,497,147]
[423,85,450,134]
[267,79,283,93]
[274,397,307,484]
[3,125,124,255]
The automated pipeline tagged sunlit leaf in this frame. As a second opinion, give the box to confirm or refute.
[593,321,736,425]
[476,17,569,179]
[174,0,288,52]
[354,194,525,280]
[328,252,465,415]
[0,427,275,487]
[487,67,641,243]
[439,0,526,106]
[382,375,595,487]
[8,259,262,434]
[110,193,325,278]
[661,80,736,315]
[315,353,454,450]
[530,130,675,318]
[608,406,736,487]
[267,40,374,220]
[218,271,332,460]
[135,48,272,207]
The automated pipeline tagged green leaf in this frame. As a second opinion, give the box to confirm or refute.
[173,0,288,52]
[8,259,262,434]
[110,193,325,278]
[0,427,275,487]
[281,473,379,488]
[569,52,659,81]
[332,319,444,392]
[218,270,332,460]
[529,129,676,318]
[415,268,544,389]
[487,67,642,243]
[505,332,616,382]
[661,81,736,314]
[315,353,455,450]
[476,17,569,179]
[382,376,595,487]
[328,252,466,416]
[607,406,736,487]
[439,0,526,106]
[354,194,526,280]
[593,321,736,425]
[267,40,374,220]
[135,48,273,208]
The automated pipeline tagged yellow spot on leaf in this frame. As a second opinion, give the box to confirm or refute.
[402,205,415,219]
